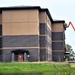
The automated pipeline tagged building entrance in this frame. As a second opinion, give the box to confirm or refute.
[11,49,30,62]
[18,54,24,62]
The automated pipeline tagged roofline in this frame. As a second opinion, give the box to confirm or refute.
[40,8,53,22]
[53,20,65,23]
[0,6,65,23]
[0,6,41,10]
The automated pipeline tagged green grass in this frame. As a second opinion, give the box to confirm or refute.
[0,62,75,74]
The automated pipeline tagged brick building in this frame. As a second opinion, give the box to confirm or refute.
[0,6,66,62]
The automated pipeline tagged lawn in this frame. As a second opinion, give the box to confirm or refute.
[0,62,75,73]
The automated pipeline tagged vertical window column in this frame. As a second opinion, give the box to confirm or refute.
[0,25,2,48]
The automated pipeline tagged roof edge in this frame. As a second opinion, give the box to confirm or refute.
[0,6,41,10]
[53,20,65,23]
[0,6,65,24]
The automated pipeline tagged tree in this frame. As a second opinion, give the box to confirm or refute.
[65,44,74,60]
[66,44,73,52]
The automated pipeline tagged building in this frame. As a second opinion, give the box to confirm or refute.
[0,6,66,62]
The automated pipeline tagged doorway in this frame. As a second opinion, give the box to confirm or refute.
[11,49,30,62]
[18,54,24,62]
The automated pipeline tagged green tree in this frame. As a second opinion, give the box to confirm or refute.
[66,44,73,52]
[65,44,74,60]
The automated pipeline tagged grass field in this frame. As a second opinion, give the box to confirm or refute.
[0,62,75,74]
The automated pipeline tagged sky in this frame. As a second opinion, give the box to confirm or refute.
[0,0,75,52]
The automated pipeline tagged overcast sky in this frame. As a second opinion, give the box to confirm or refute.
[0,0,75,52]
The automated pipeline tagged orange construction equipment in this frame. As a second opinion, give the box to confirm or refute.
[64,22,75,31]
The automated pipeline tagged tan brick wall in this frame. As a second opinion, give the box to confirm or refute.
[2,10,39,35]
[39,12,52,31]
[2,23,11,35]
[46,13,52,31]
[2,10,39,23]
[39,12,46,23]
[52,23,64,32]
[2,11,12,23]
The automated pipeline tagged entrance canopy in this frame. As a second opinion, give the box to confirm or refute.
[11,49,29,55]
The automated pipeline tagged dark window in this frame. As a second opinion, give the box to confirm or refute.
[0,25,2,36]
[39,24,45,34]
[39,36,46,47]
[52,32,64,40]
[0,50,2,61]
[52,42,65,50]
[0,37,2,48]
[52,52,64,61]
[3,35,39,47]
[40,49,46,61]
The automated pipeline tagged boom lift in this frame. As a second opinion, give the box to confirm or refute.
[64,22,75,60]
[64,22,75,31]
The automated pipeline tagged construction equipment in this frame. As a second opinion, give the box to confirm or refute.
[64,22,75,31]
